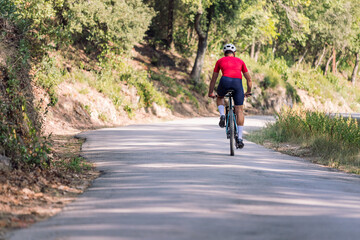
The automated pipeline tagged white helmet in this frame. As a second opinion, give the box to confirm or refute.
[223,43,236,53]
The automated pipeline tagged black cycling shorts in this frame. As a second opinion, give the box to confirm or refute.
[217,76,244,106]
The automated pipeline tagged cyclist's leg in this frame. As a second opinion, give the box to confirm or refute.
[235,105,244,126]
[217,76,234,107]
[216,96,225,107]
[217,96,226,127]
[234,105,245,148]
[232,79,245,143]
[216,77,229,127]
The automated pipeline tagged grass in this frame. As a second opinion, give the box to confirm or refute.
[79,88,89,95]
[82,104,92,115]
[123,104,135,118]
[98,113,108,122]
[248,107,360,174]
[61,156,92,173]
[150,71,200,108]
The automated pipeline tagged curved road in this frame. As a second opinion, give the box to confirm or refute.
[9,116,360,240]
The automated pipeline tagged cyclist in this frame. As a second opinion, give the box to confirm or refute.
[208,43,252,149]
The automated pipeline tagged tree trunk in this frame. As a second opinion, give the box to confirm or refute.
[254,43,261,62]
[324,54,332,76]
[351,52,359,84]
[315,46,327,70]
[332,46,336,74]
[335,50,343,74]
[298,48,308,65]
[272,40,277,55]
[250,39,255,59]
[190,6,214,83]
[190,34,208,82]
[166,0,175,49]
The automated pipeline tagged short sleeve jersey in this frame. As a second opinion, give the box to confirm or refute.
[213,56,248,79]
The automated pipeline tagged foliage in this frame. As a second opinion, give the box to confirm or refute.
[61,156,92,173]
[34,56,65,106]
[233,0,278,48]
[3,0,154,54]
[241,50,360,112]
[0,40,51,168]
[248,107,360,172]
[150,71,200,108]
[68,0,155,53]
[101,54,167,108]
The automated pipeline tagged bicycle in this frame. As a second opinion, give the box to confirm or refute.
[210,91,251,156]
[224,90,238,156]
[224,90,252,156]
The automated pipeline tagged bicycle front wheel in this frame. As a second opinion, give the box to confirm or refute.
[229,109,235,156]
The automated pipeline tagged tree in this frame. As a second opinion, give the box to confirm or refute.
[349,1,360,84]
[267,0,310,60]
[180,0,241,83]
[144,0,177,48]
[190,3,214,82]
[69,0,155,53]
[303,0,353,74]
[234,1,278,60]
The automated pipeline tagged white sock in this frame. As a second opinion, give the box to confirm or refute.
[238,126,243,139]
[218,105,225,116]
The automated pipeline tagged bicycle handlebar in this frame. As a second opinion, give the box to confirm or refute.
[209,93,252,98]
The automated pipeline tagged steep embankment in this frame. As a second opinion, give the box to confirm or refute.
[38,43,217,135]
[41,43,360,136]
[0,18,47,168]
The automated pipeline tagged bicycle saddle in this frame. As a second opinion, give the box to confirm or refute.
[225,89,235,97]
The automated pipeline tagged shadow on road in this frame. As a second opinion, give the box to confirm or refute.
[9,117,360,240]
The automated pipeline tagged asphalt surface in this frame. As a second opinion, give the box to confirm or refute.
[337,113,360,123]
[8,116,360,240]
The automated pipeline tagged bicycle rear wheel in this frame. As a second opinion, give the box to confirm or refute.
[229,109,235,156]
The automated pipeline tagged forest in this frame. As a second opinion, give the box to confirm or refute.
[149,0,360,83]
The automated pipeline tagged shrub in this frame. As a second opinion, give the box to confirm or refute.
[270,57,288,75]
[68,0,155,53]
[191,78,208,96]
[261,69,281,89]
[249,108,360,172]
[35,56,64,106]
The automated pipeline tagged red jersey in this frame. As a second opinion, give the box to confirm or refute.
[213,56,248,79]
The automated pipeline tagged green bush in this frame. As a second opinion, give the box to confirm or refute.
[191,79,208,96]
[4,0,154,54]
[270,57,289,75]
[0,58,51,168]
[261,69,281,89]
[285,82,301,103]
[35,56,64,106]
[69,0,155,53]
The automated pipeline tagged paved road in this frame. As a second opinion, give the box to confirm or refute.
[9,116,360,240]
[337,113,360,123]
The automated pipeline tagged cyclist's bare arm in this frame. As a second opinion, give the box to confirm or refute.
[243,72,252,97]
[208,72,219,98]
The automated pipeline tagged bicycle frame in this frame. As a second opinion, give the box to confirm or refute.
[225,92,238,140]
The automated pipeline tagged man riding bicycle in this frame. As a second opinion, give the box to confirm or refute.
[208,43,252,149]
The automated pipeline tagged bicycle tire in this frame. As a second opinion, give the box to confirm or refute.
[229,109,235,156]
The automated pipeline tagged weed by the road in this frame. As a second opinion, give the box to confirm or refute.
[248,108,360,173]
[61,156,92,173]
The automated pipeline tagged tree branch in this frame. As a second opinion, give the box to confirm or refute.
[194,12,206,40]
